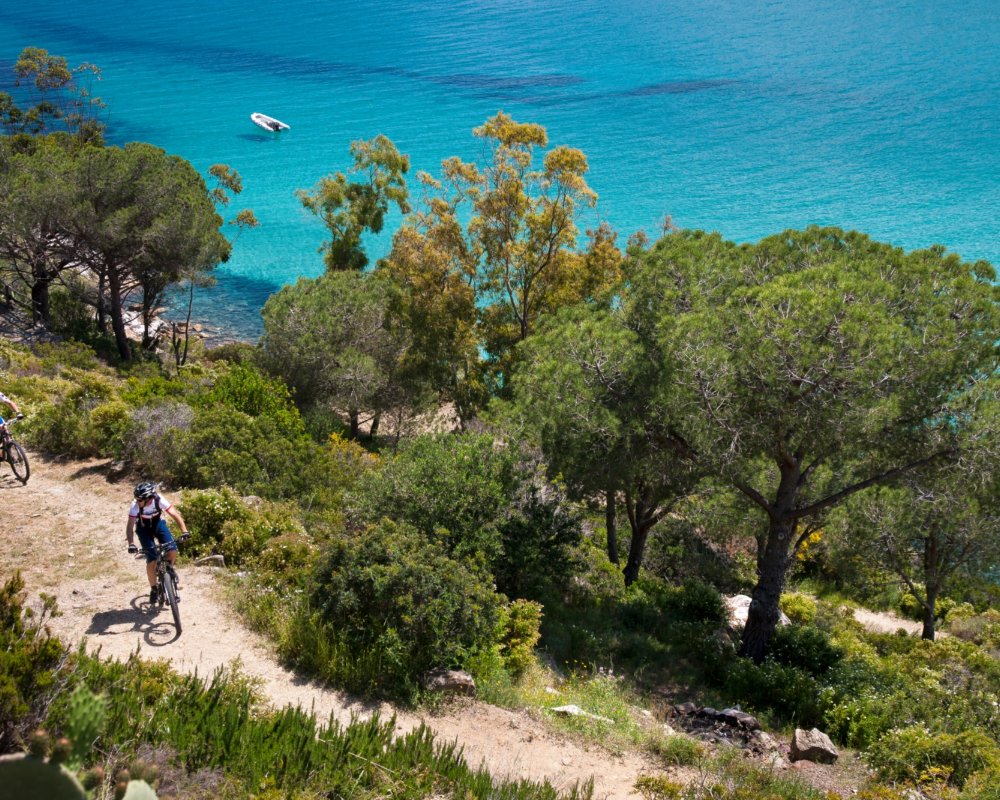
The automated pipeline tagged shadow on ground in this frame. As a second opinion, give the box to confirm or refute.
[86,594,181,645]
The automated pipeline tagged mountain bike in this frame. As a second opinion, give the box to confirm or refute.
[139,534,189,634]
[0,415,29,484]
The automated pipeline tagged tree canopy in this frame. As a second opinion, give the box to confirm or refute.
[514,226,999,660]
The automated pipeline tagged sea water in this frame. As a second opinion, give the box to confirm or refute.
[1,0,997,339]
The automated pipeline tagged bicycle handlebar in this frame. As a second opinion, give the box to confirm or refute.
[132,532,190,557]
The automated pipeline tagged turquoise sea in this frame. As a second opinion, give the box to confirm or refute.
[1,1,997,338]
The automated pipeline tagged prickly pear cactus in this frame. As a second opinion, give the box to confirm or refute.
[65,684,107,768]
[0,752,88,800]
[120,778,159,800]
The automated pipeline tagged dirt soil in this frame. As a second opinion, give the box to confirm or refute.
[1,453,663,800]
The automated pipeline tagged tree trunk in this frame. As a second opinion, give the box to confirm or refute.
[921,585,938,641]
[739,517,793,662]
[369,411,381,438]
[30,277,51,326]
[622,520,653,586]
[605,490,619,566]
[348,409,360,440]
[106,268,132,361]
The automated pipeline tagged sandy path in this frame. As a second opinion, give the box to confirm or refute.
[0,453,658,800]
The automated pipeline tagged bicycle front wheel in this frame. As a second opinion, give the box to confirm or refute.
[7,440,29,484]
[162,570,182,634]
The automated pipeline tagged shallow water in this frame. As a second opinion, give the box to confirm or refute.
[2,1,997,337]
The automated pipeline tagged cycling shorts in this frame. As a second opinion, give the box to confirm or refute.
[136,519,177,563]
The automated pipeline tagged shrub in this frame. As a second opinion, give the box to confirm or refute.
[944,602,977,625]
[653,735,705,767]
[866,726,1000,788]
[780,592,818,625]
[257,532,318,587]
[86,399,134,459]
[665,579,727,626]
[203,363,304,438]
[724,658,822,725]
[309,519,505,700]
[768,624,844,676]
[218,502,305,567]
[498,599,543,677]
[127,401,195,478]
[178,487,251,556]
[0,574,67,751]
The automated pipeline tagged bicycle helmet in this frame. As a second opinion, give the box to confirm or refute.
[133,481,157,500]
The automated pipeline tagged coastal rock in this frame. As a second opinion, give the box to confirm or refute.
[789,728,839,764]
[550,705,615,724]
[724,595,791,629]
[423,669,476,696]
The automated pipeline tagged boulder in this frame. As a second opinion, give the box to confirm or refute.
[673,702,698,716]
[550,705,614,724]
[718,707,761,730]
[724,595,791,628]
[789,728,839,764]
[423,669,476,696]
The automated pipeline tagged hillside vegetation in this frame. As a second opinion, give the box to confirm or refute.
[1,46,999,800]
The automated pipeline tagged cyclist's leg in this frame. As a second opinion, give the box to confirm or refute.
[155,521,180,587]
[135,526,158,588]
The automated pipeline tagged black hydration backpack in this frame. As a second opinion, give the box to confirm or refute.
[137,494,163,533]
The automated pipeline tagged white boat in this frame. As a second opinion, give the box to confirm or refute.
[250,112,290,132]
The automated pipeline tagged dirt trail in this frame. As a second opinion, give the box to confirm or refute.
[0,454,658,800]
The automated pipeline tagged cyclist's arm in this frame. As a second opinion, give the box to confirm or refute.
[126,516,137,549]
[164,505,189,535]
[0,395,18,415]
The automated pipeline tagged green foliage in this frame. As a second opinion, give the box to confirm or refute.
[866,726,1000,788]
[61,651,578,800]
[309,519,505,700]
[0,574,66,751]
[780,593,818,625]
[497,599,543,677]
[652,735,705,767]
[723,658,823,725]
[203,363,305,437]
[177,487,251,558]
[350,433,581,599]
[767,625,845,676]
[218,502,304,567]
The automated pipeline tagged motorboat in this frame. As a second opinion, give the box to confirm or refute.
[250,112,290,132]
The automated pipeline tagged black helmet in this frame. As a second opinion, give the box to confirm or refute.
[133,481,157,500]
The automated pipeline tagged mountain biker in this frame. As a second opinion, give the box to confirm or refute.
[126,481,190,604]
[0,390,23,424]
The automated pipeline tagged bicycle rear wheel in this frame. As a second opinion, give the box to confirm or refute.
[162,569,182,634]
[7,440,29,484]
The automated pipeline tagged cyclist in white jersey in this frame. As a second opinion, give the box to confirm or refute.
[126,481,190,604]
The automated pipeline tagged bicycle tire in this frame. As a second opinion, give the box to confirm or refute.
[162,569,182,634]
[7,440,29,484]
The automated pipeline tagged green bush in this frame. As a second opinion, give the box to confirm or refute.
[653,735,705,767]
[498,599,543,677]
[257,532,318,587]
[309,519,505,700]
[0,574,67,751]
[667,579,727,626]
[768,624,844,676]
[86,399,134,459]
[780,593,818,625]
[178,487,251,556]
[724,658,822,725]
[218,502,305,567]
[866,726,1000,787]
[202,363,305,438]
